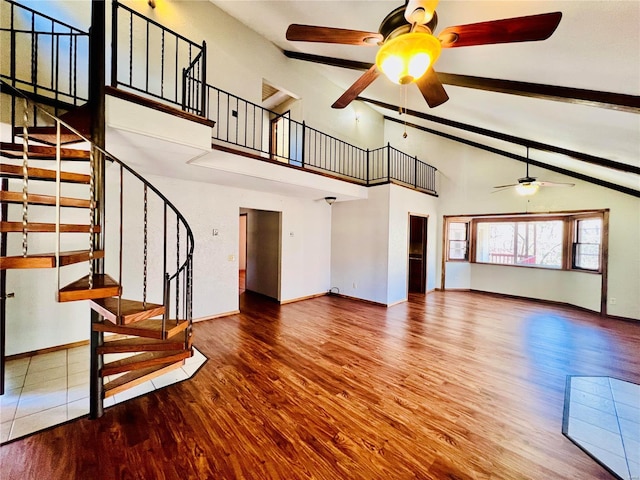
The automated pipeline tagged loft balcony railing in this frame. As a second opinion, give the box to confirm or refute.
[111,2,437,195]
[111,0,206,116]
[204,83,438,194]
[0,0,89,116]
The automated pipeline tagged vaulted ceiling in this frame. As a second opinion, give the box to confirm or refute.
[210,1,639,196]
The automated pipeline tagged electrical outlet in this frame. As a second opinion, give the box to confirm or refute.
[609,297,617,305]
[228,255,235,262]
[353,282,357,289]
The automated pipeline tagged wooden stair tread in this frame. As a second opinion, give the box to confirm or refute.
[15,128,85,146]
[97,331,189,354]
[58,274,121,302]
[0,191,90,208]
[13,104,91,146]
[1,221,100,233]
[1,250,104,270]
[90,298,165,325]
[93,318,189,340]
[0,163,90,183]
[102,349,191,376]
[103,361,184,398]
[0,142,89,160]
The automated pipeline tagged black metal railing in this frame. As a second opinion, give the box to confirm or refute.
[111,0,206,114]
[205,83,437,193]
[0,0,89,109]
[182,50,207,116]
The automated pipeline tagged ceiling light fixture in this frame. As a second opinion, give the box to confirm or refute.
[375,31,441,85]
[148,0,156,8]
[515,182,540,196]
[324,196,337,205]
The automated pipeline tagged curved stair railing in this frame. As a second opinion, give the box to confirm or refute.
[1,79,194,412]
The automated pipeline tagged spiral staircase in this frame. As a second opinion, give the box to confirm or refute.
[0,1,195,415]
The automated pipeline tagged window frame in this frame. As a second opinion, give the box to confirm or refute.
[571,215,604,272]
[472,216,566,270]
[446,220,470,262]
[443,210,607,274]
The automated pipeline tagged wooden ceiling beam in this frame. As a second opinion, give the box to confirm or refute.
[283,50,640,113]
[360,97,640,175]
[384,115,640,199]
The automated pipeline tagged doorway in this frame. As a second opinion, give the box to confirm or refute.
[408,215,428,294]
[239,208,282,305]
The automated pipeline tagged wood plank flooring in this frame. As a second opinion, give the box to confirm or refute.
[2,291,638,479]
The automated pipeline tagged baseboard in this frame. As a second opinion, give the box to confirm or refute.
[329,292,387,307]
[387,298,407,307]
[6,339,90,361]
[605,313,640,323]
[438,288,471,292]
[279,292,328,305]
[193,310,240,322]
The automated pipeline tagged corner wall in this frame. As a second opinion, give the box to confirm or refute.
[384,120,640,320]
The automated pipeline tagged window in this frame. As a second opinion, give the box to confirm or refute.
[476,220,563,268]
[447,222,469,260]
[573,218,602,271]
[443,210,607,274]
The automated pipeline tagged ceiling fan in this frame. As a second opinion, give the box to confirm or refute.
[493,148,575,196]
[286,0,562,109]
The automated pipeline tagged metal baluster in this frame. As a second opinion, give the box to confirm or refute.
[160,30,165,98]
[88,149,95,290]
[176,217,180,322]
[143,185,148,309]
[21,99,29,258]
[55,120,61,292]
[129,11,133,85]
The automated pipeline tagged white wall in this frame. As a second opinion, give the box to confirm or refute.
[387,185,439,304]
[104,172,333,321]
[331,186,390,304]
[385,120,640,320]
[330,183,440,306]
[119,0,385,152]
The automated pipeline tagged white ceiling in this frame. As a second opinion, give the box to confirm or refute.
[210,0,640,194]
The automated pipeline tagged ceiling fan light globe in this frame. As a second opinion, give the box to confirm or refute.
[380,55,405,84]
[515,183,540,196]
[376,32,441,85]
[408,52,431,81]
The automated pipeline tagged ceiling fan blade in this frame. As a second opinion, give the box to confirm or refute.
[438,12,562,48]
[492,183,519,189]
[491,186,515,193]
[286,24,383,46]
[332,65,380,109]
[536,181,575,187]
[415,68,449,108]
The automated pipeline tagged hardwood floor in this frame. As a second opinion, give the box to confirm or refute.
[1,291,638,479]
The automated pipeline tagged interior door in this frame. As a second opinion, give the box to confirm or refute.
[408,215,428,293]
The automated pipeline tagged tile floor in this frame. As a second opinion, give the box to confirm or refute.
[1,345,207,443]
[564,376,640,480]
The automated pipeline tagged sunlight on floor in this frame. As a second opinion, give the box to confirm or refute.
[1,346,207,443]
